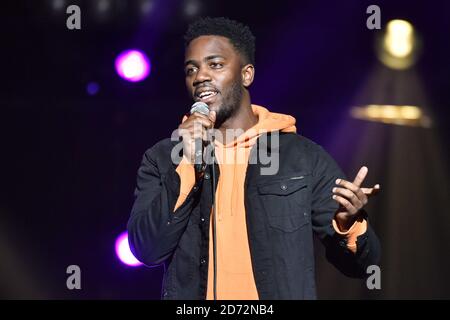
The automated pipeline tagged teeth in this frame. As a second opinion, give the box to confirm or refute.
[200,91,212,97]
[198,91,217,99]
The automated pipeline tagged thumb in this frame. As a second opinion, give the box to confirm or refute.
[209,110,216,123]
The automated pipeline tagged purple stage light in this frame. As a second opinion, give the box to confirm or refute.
[86,81,100,95]
[115,231,143,267]
[115,50,151,82]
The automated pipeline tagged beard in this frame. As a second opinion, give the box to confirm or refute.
[214,78,243,129]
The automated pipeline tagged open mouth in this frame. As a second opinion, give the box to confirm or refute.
[195,90,219,102]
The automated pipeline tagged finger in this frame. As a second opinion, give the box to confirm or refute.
[362,184,381,196]
[336,179,368,203]
[188,113,214,126]
[192,121,213,139]
[353,166,368,187]
[335,179,360,193]
[179,117,212,131]
[193,117,214,129]
[332,195,358,214]
[333,187,365,208]
[191,111,211,120]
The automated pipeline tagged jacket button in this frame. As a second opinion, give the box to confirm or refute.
[204,173,210,180]
[193,185,198,191]
[201,217,205,222]
[280,184,287,190]
[200,258,206,265]
[339,240,347,247]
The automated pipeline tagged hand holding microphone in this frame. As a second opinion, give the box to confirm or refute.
[178,102,216,172]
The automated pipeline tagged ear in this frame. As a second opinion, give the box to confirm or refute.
[241,64,255,88]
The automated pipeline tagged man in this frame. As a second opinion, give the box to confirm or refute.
[127,17,381,300]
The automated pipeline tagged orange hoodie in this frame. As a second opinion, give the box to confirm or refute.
[174,105,366,300]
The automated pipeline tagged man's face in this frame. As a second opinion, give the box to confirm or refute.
[185,35,244,127]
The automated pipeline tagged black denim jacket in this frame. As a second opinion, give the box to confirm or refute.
[127,133,381,299]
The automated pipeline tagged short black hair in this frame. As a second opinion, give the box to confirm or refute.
[184,17,255,65]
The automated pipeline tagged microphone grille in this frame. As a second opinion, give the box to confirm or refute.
[190,102,210,116]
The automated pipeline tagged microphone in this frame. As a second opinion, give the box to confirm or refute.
[190,102,210,173]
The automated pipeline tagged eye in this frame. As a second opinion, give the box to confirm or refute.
[210,62,223,68]
[185,66,197,76]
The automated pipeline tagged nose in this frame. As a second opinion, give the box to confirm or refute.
[193,66,212,86]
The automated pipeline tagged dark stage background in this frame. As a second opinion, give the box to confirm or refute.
[1,0,449,299]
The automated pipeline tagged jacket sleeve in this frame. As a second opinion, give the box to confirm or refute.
[310,145,381,278]
[127,144,200,266]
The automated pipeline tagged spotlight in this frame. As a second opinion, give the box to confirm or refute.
[184,0,201,17]
[377,19,420,70]
[140,0,154,16]
[351,105,431,128]
[51,0,66,11]
[384,20,414,58]
[115,49,151,82]
[97,0,111,14]
[351,22,430,128]
[91,0,114,23]
[115,231,142,267]
[86,82,100,96]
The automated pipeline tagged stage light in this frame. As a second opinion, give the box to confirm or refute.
[97,0,111,14]
[51,0,66,11]
[115,231,143,267]
[377,19,419,70]
[350,105,431,127]
[91,0,114,23]
[184,0,201,17]
[352,29,430,128]
[400,105,421,120]
[385,20,414,58]
[86,82,100,96]
[140,0,154,15]
[115,50,151,82]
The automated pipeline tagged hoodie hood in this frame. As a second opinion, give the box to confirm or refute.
[222,104,297,148]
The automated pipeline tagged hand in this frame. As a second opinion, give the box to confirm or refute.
[332,166,380,231]
[178,111,216,164]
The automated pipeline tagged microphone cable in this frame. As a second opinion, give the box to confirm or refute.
[210,134,218,301]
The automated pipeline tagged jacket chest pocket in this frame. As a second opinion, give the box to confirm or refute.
[256,175,310,231]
